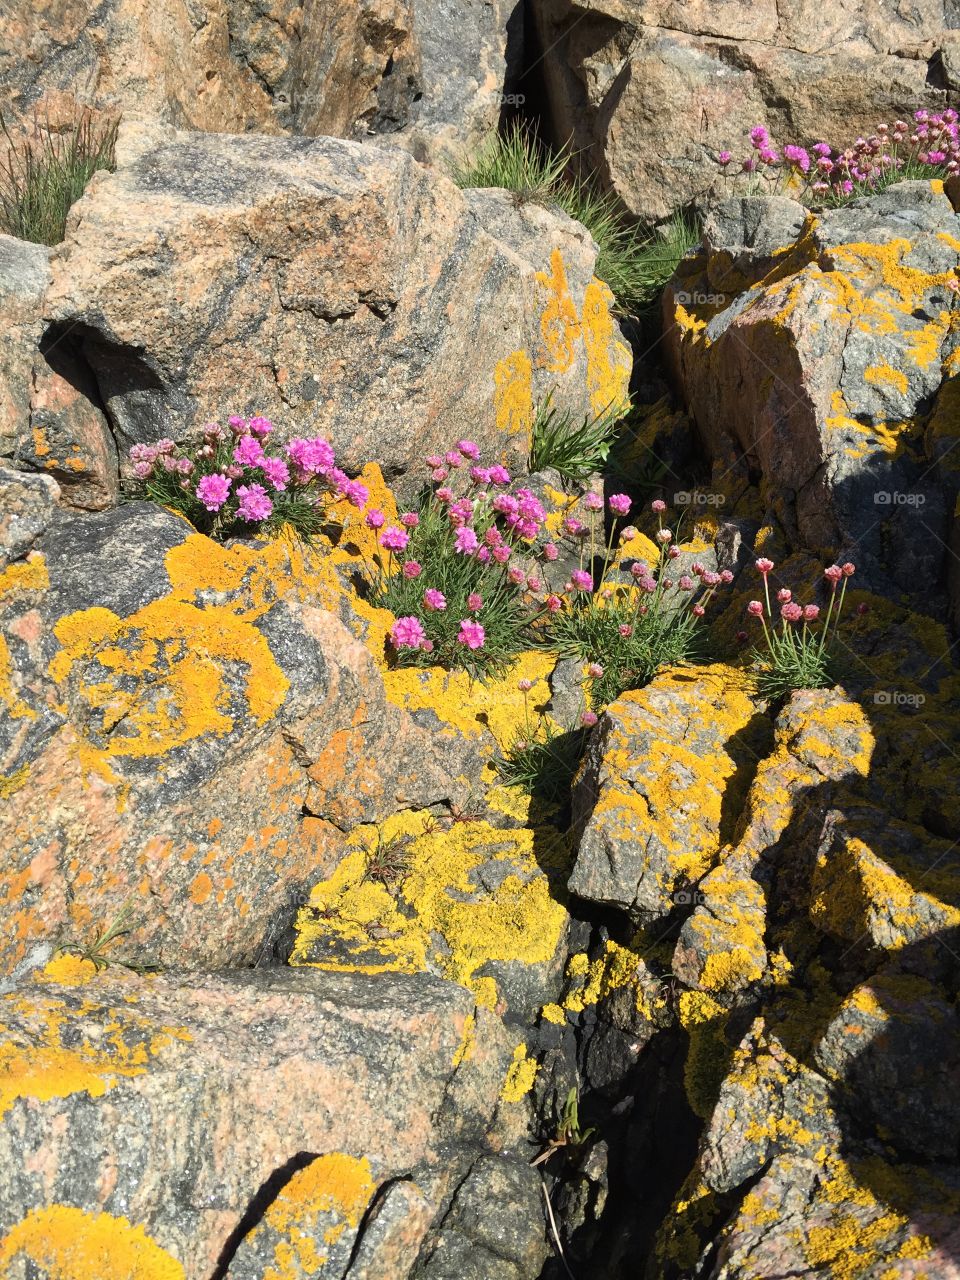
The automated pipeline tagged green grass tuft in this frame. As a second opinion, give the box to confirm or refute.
[0,110,119,246]
[528,396,626,484]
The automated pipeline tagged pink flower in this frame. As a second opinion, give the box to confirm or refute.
[508,566,526,585]
[432,467,449,482]
[236,483,273,522]
[457,440,480,460]
[227,416,246,435]
[692,604,706,617]
[175,457,194,475]
[515,518,540,540]
[783,144,811,173]
[803,604,820,621]
[718,150,732,165]
[226,465,244,480]
[133,460,153,479]
[365,509,385,529]
[608,493,631,515]
[720,569,734,584]
[400,512,420,528]
[467,592,483,612]
[420,638,434,653]
[583,493,603,512]
[656,529,673,544]
[129,443,158,465]
[454,527,479,555]
[781,602,803,622]
[618,623,633,637]
[381,526,410,552]
[824,564,843,583]
[679,575,695,590]
[518,678,533,691]
[651,499,666,513]
[457,619,485,650]
[156,438,176,454]
[339,479,369,508]
[777,588,792,603]
[391,616,427,649]
[287,437,335,475]
[526,575,540,592]
[750,124,770,147]
[425,455,443,469]
[546,594,562,613]
[470,466,491,485]
[587,662,604,678]
[747,600,764,617]
[755,558,775,575]
[196,473,231,511]
[488,465,511,486]
[493,545,511,565]
[667,545,681,559]
[570,569,593,592]
[435,487,453,503]
[544,542,559,561]
[444,450,463,468]
[402,560,422,579]
[260,456,290,491]
[248,416,274,438]
[423,589,447,612]
[234,435,265,467]
[581,711,599,727]
[842,562,856,576]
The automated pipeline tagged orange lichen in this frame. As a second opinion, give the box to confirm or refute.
[0,1206,185,1279]
[494,349,534,440]
[536,249,581,373]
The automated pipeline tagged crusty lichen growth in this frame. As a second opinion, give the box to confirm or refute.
[500,1042,538,1102]
[289,808,571,1005]
[0,1205,186,1278]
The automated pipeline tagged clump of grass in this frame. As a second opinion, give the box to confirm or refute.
[0,109,119,246]
[450,120,568,203]
[362,832,415,891]
[528,395,626,484]
[450,125,700,315]
[55,903,160,975]
[495,723,587,807]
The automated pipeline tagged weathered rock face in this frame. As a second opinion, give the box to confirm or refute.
[42,126,630,496]
[0,501,479,975]
[664,183,960,605]
[2,0,520,165]
[530,0,957,222]
[0,963,515,1278]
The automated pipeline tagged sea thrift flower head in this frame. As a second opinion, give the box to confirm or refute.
[130,443,158,465]
[781,602,803,622]
[381,526,410,552]
[287,437,335,475]
[435,486,453,503]
[196,473,231,512]
[527,575,541,592]
[784,144,811,172]
[583,493,603,512]
[517,678,534,693]
[391,616,427,649]
[488,464,511,486]
[425,454,443,469]
[226,465,244,480]
[842,562,856,576]
[777,588,792,603]
[618,623,633,637]
[339,479,369,508]
[515,517,540,540]
[365,509,385,529]
[402,560,422,579]
[544,542,559,562]
[133,460,153,479]
[457,440,480,460]
[470,466,491,485]
[236,483,273,523]
[651,499,666,513]
[750,125,770,147]
[423,588,447,611]
[667,545,681,559]
[570,569,593,592]
[812,142,832,157]
[679,575,695,591]
[692,604,706,617]
[203,423,225,442]
[156,437,176,454]
[476,546,491,564]
[248,416,273,438]
[803,604,820,621]
[620,526,638,542]
[400,512,420,528]
[720,569,734,584]
[454,526,479,555]
[587,662,604,678]
[824,564,843,583]
[691,562,706,577]
[432,467,449,482]
[546,594,562,613]
[227,416,246,435]
[444,450,463,468]
[493,545,511,564]
[718,150,732,165]
[467,592,483,612]
[756,558,775,575]
[581,711,599,728]
[638,575,658,593]
[508,566,526,585]
[656,528,673,544]
[484,525,503,547]
[608,493,631,515]
[759,147,780,165]
[747,600,764,617]
[259,456,290,491]
[457,619,485,650]
[175,457,194,475]
[563,517,584,535]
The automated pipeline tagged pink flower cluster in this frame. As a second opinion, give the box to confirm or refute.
[130,415,370,535]
[719,110,960,202]
[747,557,857,627]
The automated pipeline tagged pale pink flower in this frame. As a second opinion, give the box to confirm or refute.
[432,467,449,482]
[777,588,792,603]
[508,566,526,585]
[747,600,764,617]
[803,604,820,621]
[651,499,666,513]
[581,711,599,727]
[493,545,511,565]
[842,562,856,576]
[679,575,695,591]
[527,575,540,592]
[400,512,420,528]
[543,542,559,562]
[435,487,453,503]
[381,526,410,552]
[692,604,706,617]
[587,663,604,678]
[457,618,485,649]
[467,592,483,612]
[517,678,533,692]
[656,529,672,544]
[618,624,633,637]
[583,493,603,512]
[755,558,775,575]
[546,594,562,613]
[781,602,803,622]
[339,479,368,508]
[824,564,843,583]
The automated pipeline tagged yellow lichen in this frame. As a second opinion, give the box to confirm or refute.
[500,1042,538,1102]
[0,1206,185,1279]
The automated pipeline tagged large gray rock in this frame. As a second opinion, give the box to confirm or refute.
[665,183,960,604]
[43,126,631,495]
[530,0,956,223]
[0,965,516,1279]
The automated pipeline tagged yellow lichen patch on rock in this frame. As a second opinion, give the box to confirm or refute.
[0,989,192,1117]
[0,552,50,602]
[39,954,100,985]
[582,276,631,417]
[0,1205,185,1279]
[384,650,557,751]
[562,939,661,1019]
[290,809,570,1004]
[500,1042,538,1102]
[821,238,954,348]
[536,249,582,374]
[863,363,909,395]
[494,349,534,439]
